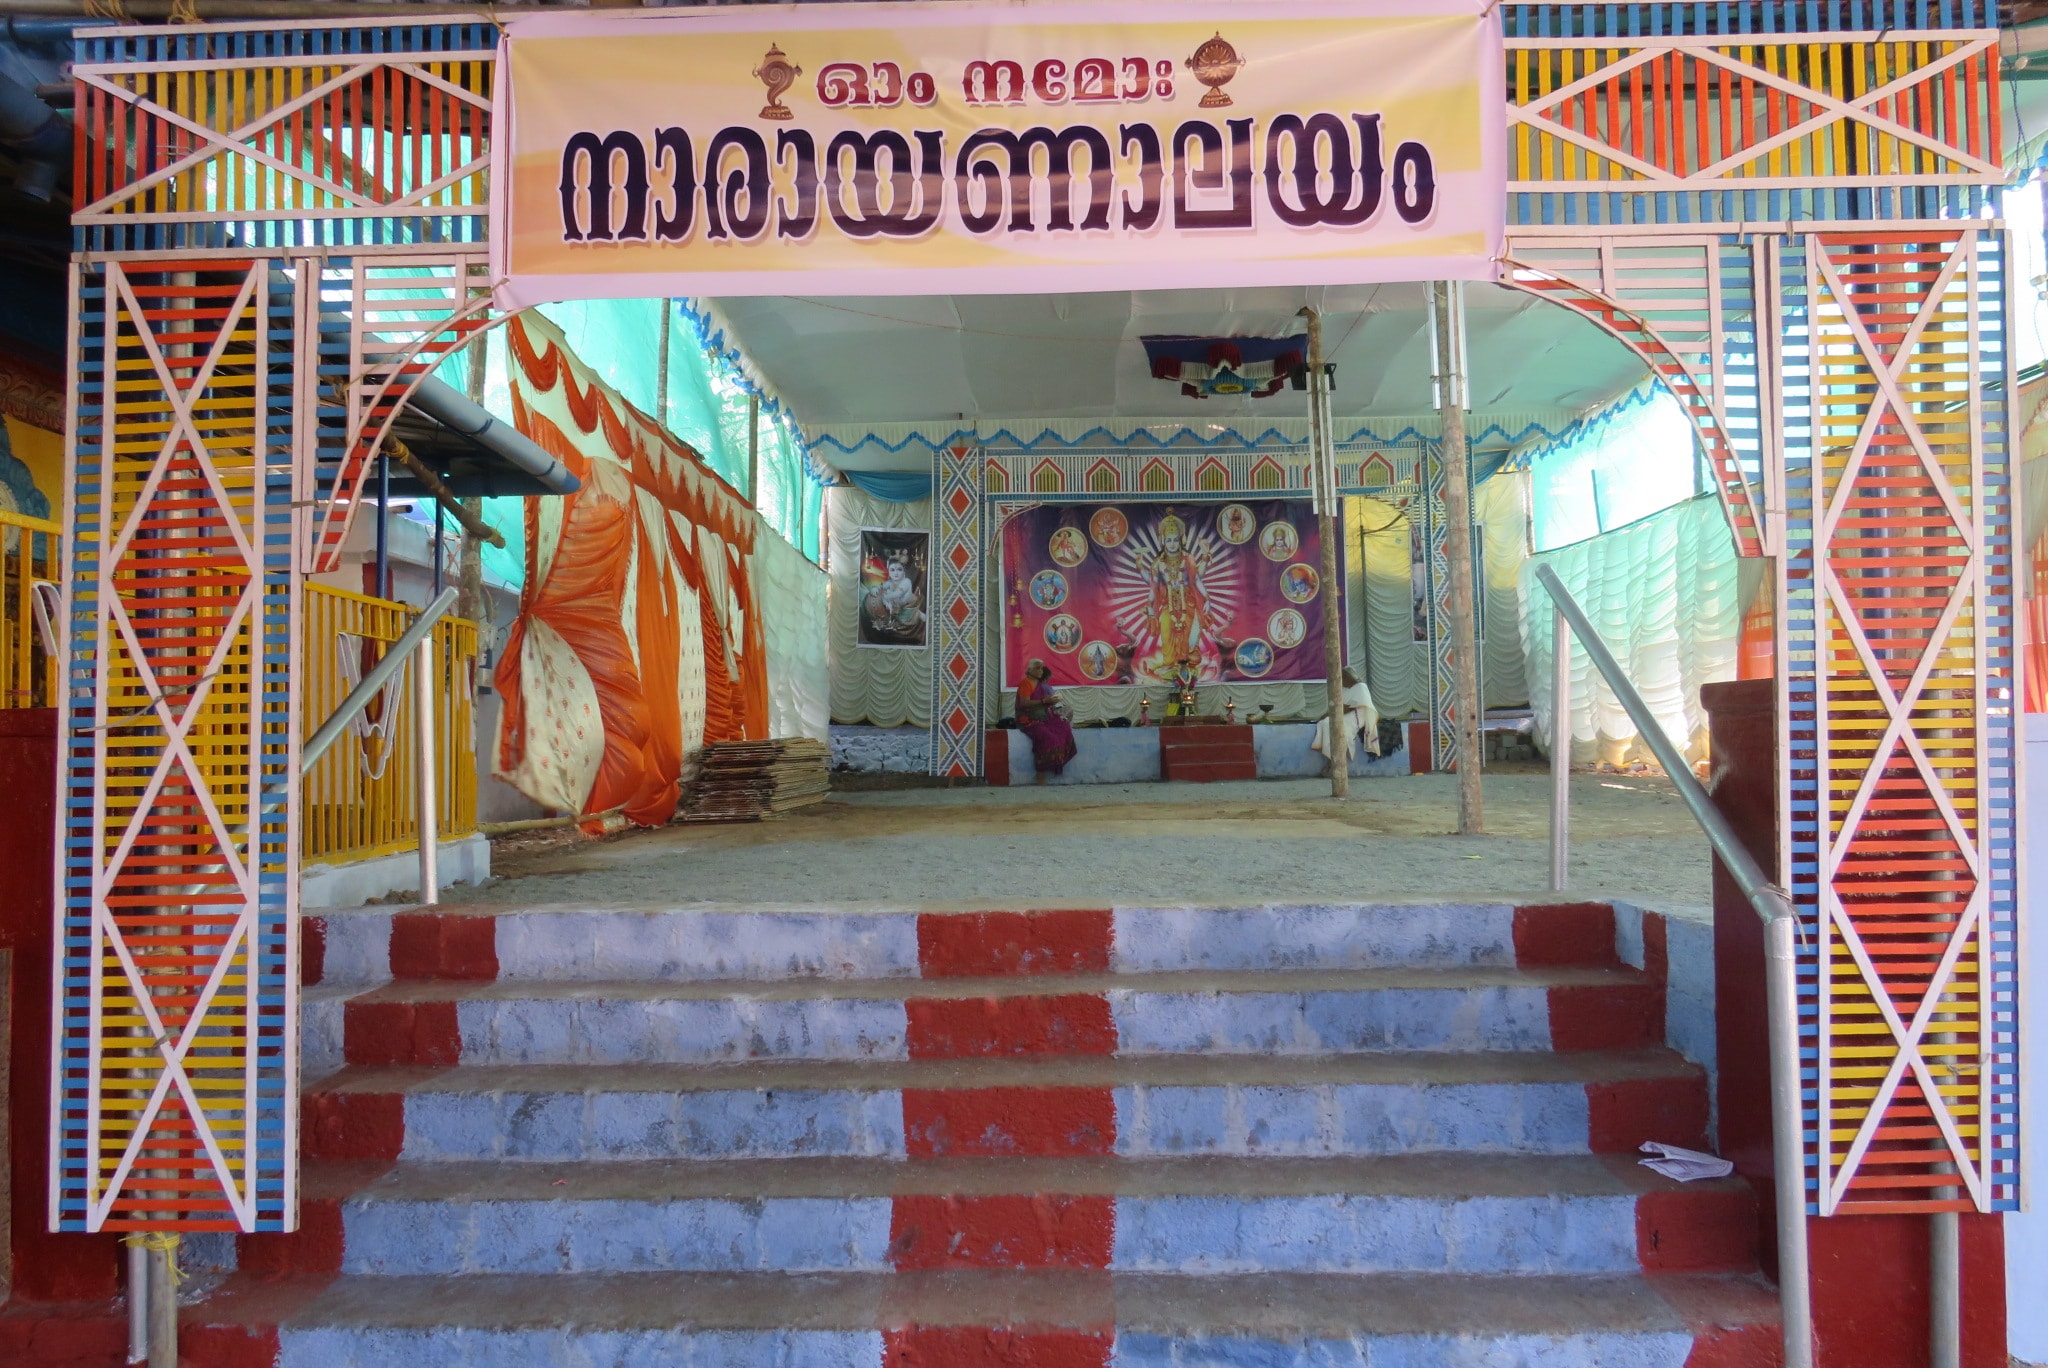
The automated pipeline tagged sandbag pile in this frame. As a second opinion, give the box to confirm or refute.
[676,737,831,822]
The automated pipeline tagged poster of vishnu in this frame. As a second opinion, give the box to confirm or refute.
[1001,501,1330,689]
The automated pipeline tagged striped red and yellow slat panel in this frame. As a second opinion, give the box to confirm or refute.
[56,259,297,1233]
[1507,36,2001,188]
[1798,230,2005,1216]
[73,53,493,221]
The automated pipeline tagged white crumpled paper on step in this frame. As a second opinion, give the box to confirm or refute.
[1638,1141,1735,1182]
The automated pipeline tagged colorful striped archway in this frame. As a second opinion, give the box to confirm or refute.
[50,3,2018,1253]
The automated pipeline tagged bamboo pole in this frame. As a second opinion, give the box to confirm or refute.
[1431,281,1484,835]
[1301,308,1347,799]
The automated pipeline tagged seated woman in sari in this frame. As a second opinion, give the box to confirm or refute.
[1015,658,1078,782]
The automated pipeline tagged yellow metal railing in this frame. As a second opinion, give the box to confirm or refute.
[301,583,478,864]
[0,508,60,709]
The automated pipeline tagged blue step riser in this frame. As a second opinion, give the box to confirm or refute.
[275,1327,1699,1368]
[314,905,1533,987]
[332,987,1564,1067]
[397,1083,1591,1162]
[337,1193,1640,1276]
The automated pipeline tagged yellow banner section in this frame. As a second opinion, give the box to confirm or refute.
[498,1,1502,303]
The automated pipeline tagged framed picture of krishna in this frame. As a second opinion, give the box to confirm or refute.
[857,528,929,649]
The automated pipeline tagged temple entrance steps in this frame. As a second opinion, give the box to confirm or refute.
[1156,722,1259,781]
[201,902,1778,1365]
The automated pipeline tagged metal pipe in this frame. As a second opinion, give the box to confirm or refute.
[1549,604,1570,891]
[1764,907,1816,1368]
[415,634,439,904]
[375,453,391,600]
[126,1241,148,1364]
[1932,1208,1961,1368]
[144,1235,176,1368]
[1534,563,1813,1368]
[161,589,456,907]
[273,269,579,498]
[404,371,579,497]
[0,67,67,201]
[1,16,115,45]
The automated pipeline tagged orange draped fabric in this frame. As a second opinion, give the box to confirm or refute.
[496,314,770,826]
[1735,585,1774,681]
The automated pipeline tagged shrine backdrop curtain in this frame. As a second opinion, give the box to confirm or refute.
[980,483,1531,728]
[495,312,773,825]
[829,484,932,728]
[1520,492,1741,767]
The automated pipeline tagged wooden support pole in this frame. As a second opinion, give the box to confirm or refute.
[456,338,490,627]
[1431,281,1484,835]
[1302,308,1347,799]
[656,297,672,433]
[747,393,761,502]
[386,437,504,548]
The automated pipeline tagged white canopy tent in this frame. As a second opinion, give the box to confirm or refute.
[714,281,1650,468]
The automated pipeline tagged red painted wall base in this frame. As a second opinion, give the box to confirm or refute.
[1701,681,2006,1367]
[0,711,120,1303]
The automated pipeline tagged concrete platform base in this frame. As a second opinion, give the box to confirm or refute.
[998,722,1409,786]
[302,833,491,910]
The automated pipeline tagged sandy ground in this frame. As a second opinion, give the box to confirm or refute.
[452,771,1715,920]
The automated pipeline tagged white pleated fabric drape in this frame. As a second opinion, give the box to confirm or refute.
[1345,476,1533,721]
[1520,494,1741,767]
[753,526,831,741]
[829,485,932,727]
[1347,495,1422,718]
[1478,473,1532,712]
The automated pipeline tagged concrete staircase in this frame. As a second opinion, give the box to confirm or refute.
[179,901,1776,1366]
[1157,722,1258,782]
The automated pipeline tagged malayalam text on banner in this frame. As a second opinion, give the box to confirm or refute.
[496,0,1505,304]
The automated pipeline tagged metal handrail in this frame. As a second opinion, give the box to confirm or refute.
[1533,564,1814,1368]
[299,586,458,778]
[165,587,460,904]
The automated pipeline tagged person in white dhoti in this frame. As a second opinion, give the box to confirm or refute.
[1311,668,1380,776]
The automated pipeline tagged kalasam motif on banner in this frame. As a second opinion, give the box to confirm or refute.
[495,0,1504,304]
[1002,500,1329,689]
[858,528,930,648]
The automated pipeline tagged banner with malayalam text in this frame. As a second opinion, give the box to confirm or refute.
[496,0,1504,304]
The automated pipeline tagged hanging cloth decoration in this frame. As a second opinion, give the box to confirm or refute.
[1143,336,1307,400]
[495,313,770,827]
[335,633,407,781]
